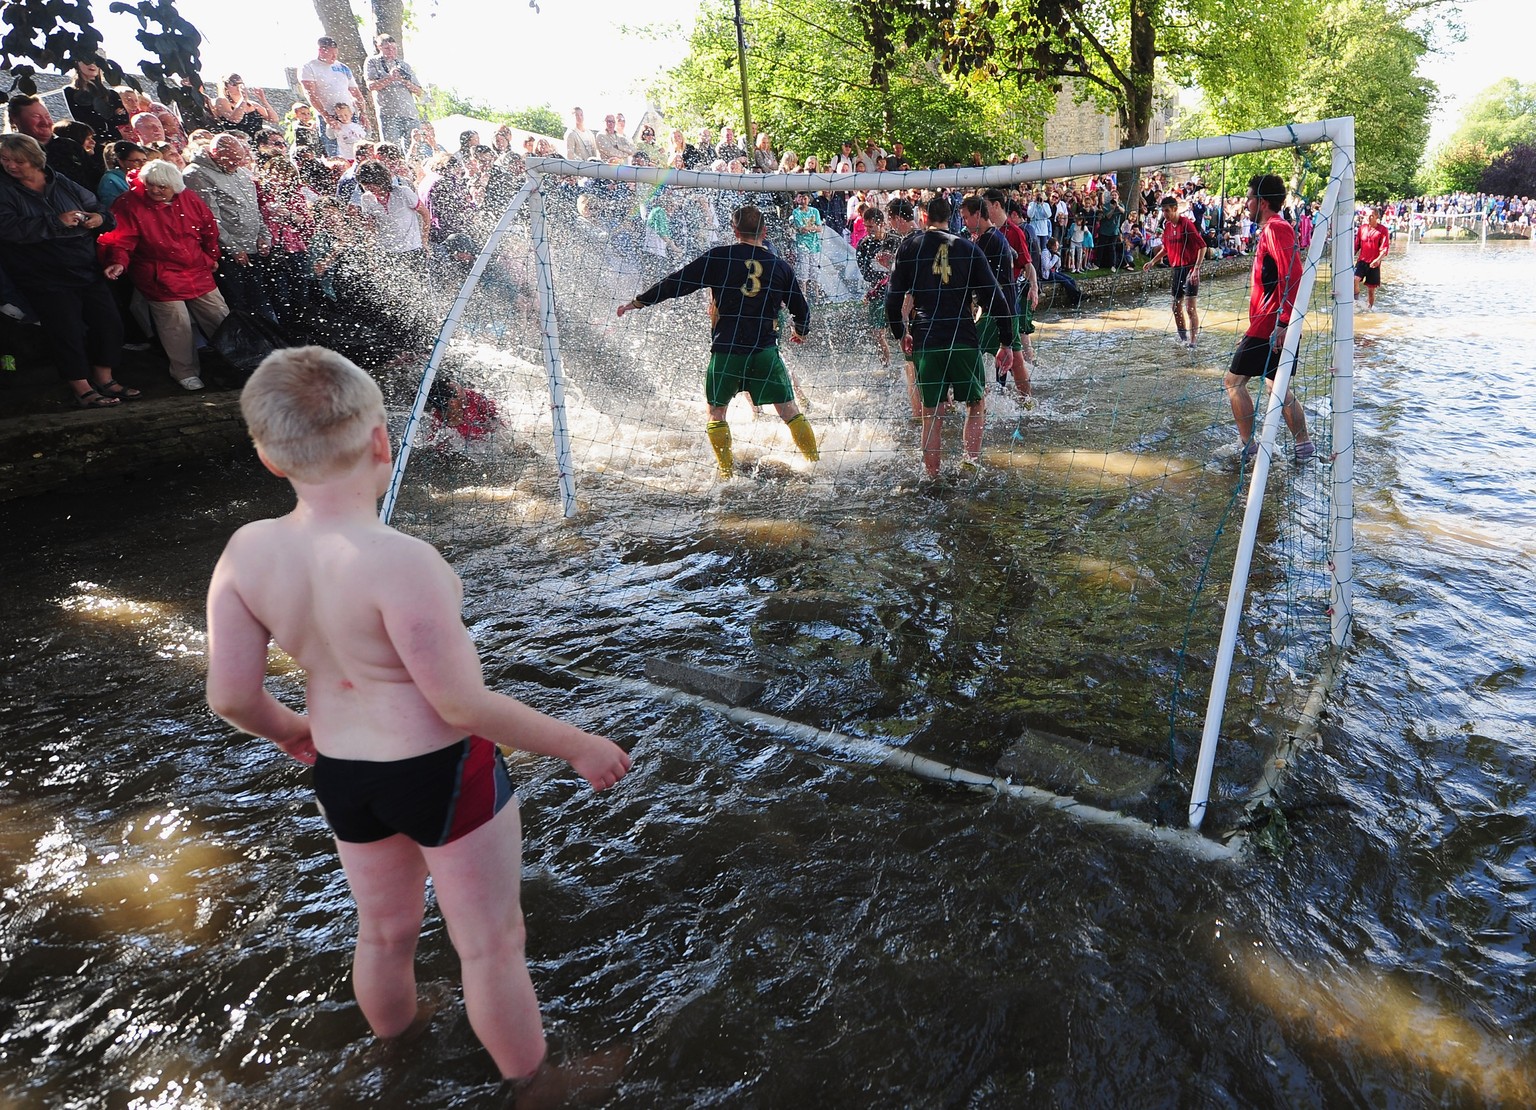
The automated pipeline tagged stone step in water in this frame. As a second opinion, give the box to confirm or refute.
[644,657,767,707]
[997,728,1167,809]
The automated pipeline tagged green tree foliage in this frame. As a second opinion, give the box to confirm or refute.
[1180,0,1437,201]
[651,0,1053,166]
[420,85,561,136]
[1290,0,1434,199]
[503,104,562,137]
[1479,143,1536,197]
[1446,77,1536,161]
[863,0,1299,150]
[1,0,204,97]
[1421,137,1489,194]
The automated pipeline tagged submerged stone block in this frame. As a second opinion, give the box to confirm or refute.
[644,657,766,707]
[997,728,1167,808]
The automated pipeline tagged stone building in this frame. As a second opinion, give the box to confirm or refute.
[1019,80,1177,159]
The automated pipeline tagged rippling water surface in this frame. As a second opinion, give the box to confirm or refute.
[2,242,1533,1108]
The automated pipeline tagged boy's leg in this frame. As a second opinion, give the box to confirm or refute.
[424,801,547,1081]
[962,397,986,462]
[1224,371,1256,445]
[920,406,943,476]
[1281,387,1311,444]
[334,835,430,1039]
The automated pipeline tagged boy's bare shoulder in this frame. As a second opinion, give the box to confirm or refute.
[220,518,449,576]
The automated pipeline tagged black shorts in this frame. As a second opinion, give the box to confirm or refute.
[1228,333,1293,382]
[1353,260,1381,286]
[1170,265,1199,300]
[313,735,513,846]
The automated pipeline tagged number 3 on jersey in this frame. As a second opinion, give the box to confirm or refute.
[740,260,763,297]
[931,244,952,284]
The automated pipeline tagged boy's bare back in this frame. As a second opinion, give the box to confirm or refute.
[211,511,474,762]
[206,347,629,1084]
[206,346,629,788]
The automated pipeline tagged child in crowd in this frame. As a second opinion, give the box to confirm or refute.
[1041,235,1082,306]
[425,375,501,446]
[332,101,367,162]
[789,192,823,301]
[286,102,318,150]
[1067,216,1085,272]
[206,347,631,1082]
[97,140,148,210]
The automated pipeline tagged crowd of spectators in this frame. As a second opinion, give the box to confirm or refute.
[16,33,1528,415]
[1381,192,1535,235]
[1,36,531,409]
[552,115,1318,293]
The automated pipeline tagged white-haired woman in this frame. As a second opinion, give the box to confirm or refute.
[98,158,228,390]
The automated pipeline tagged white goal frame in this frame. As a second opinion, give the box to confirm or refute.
[381,117,1357,838]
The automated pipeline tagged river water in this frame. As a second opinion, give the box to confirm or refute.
[1,241,1533,1107]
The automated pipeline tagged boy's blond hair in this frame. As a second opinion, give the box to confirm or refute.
[241,347,386,481]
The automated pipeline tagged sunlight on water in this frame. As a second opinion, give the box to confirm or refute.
[1072,556,1155,592]
[57,581,203,660]
[714,517,818,548]
[1356,504,1535,558]
[55,581,300,673]
[7,806,243,941]
[1018,448,1203,485]
[1231,942,1536,1104]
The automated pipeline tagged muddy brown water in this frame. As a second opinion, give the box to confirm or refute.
[1,242,1533,1107]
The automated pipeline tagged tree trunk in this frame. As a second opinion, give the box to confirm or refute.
[878,65,893,146]
[1123,0,1156,148]
[311,0,376,132]
[371,0,404,47]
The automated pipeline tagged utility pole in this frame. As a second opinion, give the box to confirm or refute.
[732,0,754,142]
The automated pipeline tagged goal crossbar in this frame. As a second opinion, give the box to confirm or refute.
[523,118,1352,194]
[383,116,1357,846]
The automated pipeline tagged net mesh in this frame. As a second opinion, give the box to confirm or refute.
[381,135,1348,827]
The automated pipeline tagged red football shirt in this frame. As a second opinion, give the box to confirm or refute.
[1354,223,1389,266]
[1247,216,1299,339]
[1161,215,1204,268]
[1000,219,1031,280]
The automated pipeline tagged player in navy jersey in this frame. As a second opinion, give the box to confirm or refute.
[617,204,819,478]
[960,194,1019,388]
[885,196,924,420]
[886,194,1018,476]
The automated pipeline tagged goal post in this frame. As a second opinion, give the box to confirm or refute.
[1188,116,1356,828]
[380,116,1357,837]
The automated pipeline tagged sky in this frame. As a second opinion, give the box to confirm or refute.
[93,0,1527,146]
[1417,0,1530,144]
[96,0,703,125]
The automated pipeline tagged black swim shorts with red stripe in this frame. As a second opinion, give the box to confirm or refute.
[313,735,514,846]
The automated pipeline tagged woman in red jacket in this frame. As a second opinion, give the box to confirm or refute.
[99,159,229,390]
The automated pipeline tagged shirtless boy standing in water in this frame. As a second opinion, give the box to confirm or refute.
[205,346,631,1082]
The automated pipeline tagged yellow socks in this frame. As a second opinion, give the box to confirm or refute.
[705,420,734,477]
[786,413,819,462]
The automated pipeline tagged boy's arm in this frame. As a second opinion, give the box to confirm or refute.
[206,547,315,764]
[380,545,631,791]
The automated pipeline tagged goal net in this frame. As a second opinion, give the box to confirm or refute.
[379,119,1356,836]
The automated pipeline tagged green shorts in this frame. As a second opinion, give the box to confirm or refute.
[1019,294,1035,336]
[975,314,1022,355]
[912,346,985,408]
[866,297,888,329]
[706,348,795,408]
